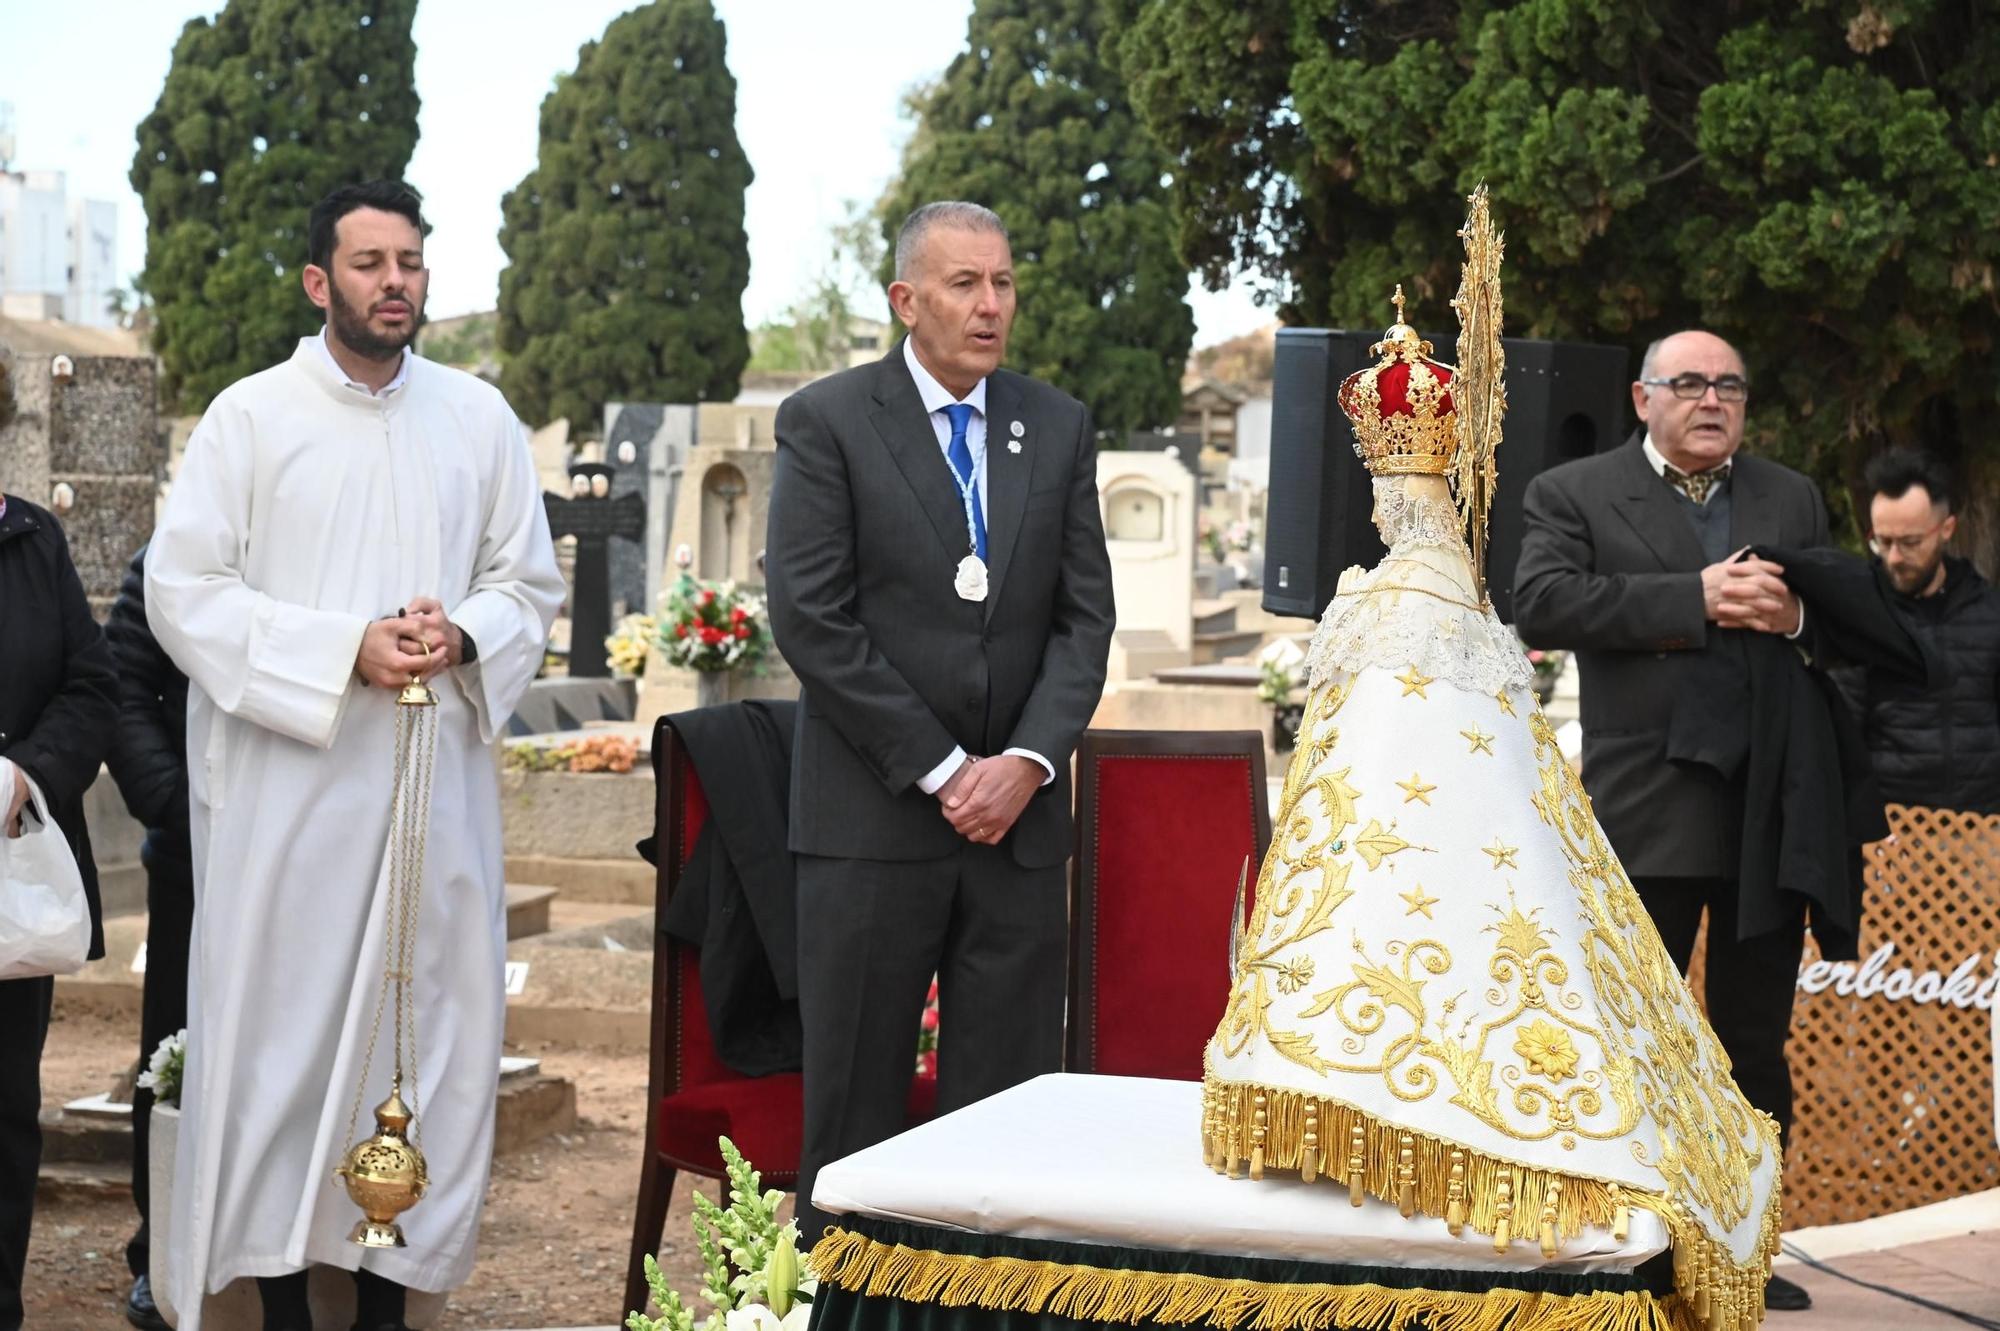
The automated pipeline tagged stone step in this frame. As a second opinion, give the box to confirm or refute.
[1190,628,1266,665]
[39,1098,131,1165]
[501,946,652,1051]
[505,883,559,941]
[505,854,654,905]
[546,899,653,937]
[1190,597,1238,637]
[36,1159,129,1202]
[36,1065,575,1200]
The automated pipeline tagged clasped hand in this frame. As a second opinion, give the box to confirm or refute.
[354,595,463,688]
[936,755,1039,846]
[1703,550,1801,636]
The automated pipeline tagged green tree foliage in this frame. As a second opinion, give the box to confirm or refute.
[1124,1,2000,556]
[497,0,753,432]
[885,0,1195,436]
[130,0,420,413]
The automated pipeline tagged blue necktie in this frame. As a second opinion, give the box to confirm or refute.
[942,402,987,562]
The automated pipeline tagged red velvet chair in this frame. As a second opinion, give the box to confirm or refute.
[624,716,938,1319]
[1067,729,1272,1079]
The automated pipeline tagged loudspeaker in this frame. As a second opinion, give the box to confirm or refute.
[1261,330,1630,623]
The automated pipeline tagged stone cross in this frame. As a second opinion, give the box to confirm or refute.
[543,462,646,678]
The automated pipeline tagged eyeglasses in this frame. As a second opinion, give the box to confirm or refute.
[1640,373,1750,403]
[1869,521,1948,556]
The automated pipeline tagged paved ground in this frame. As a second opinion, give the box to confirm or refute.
[1779,1230,2000,1326]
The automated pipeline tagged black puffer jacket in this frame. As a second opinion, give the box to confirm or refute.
[104,543,191,868]
[1833,557,2000,815]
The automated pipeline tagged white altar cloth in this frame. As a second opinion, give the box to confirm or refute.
[814,1073,1668,1275]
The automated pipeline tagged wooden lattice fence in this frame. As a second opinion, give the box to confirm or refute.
[1686,804,2000,1229]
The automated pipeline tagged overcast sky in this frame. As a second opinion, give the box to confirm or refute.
[2,1,1269,344]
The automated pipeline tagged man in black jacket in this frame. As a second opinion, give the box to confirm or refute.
[1515,330,1827,1312]
[1834,449,2000,815]
[0,493,116,1331]
[103,543,191,1331]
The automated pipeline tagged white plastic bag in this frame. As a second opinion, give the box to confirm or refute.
[0,758,90,979]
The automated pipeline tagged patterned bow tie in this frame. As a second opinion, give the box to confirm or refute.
[1664,460,1731,505]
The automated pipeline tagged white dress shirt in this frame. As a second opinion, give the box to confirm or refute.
[902,337,1054,794]
[314,327,412,397]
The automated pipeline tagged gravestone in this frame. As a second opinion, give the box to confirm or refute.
[601,402,695,620]
[0,353,162,617]
[542,463,645,677]
[1097,449,1197,680]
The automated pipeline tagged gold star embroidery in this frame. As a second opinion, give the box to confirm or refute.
[1461,727,1496,756]
[1397,773,1437,805]
[1495,689,1517,717]
[1483,839,1520,870]
[1396,665,1435,698]
[1400,884,1439,919]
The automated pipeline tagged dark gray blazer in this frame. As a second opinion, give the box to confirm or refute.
[1513,435,1830,879]
[764,346,1115,870]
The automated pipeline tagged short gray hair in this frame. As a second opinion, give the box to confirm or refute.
[894,202,1008,281]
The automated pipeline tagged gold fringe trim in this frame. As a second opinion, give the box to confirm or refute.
[809,1227,1683,1331]
[1202,1077,1780,1331]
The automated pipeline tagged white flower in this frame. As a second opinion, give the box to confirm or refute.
[723,1305,811,1331]
[1259,637,1306,672]
[138,1028,188,1106]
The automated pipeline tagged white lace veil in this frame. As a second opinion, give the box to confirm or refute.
[1302,475,1535,696]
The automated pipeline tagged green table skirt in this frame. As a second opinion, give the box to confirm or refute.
[806,1216,1686,1331]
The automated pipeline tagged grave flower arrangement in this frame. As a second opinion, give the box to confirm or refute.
[139,1028,187,1108]
[503,734,640,774]
[606,613,659,678]
[657,576,770,674]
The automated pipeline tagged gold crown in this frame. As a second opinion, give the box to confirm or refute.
[1337,285,1458,477]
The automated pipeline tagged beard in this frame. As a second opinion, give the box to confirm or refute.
[327,280,421,361]
[1887,551,1946,596]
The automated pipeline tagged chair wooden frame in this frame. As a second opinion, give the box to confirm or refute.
[623,720,790,1317]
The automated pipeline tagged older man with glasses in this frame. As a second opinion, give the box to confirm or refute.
[1512,329,1831,1313]
[1832,448,2000,817]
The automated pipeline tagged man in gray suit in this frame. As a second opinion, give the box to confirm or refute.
[1514,329,1825,1311]
[766,201,1115,1235]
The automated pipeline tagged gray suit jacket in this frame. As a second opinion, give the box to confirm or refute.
[1513,435,1830,879]
[764,346,1115,869]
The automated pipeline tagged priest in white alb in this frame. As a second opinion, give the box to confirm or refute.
[145,181,563,1331]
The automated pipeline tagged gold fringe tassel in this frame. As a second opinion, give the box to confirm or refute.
[1202,1077,1780,1331]
[809,1228,1685,1331]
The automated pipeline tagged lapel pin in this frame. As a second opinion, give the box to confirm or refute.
[1009,420,1025,439]
[1007,440,1022,454]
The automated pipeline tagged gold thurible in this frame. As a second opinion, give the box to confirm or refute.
[335,652,439,1247]
[336,1083,429,1247]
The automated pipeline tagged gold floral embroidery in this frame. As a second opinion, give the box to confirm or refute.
[1514,1022,1580,1082]
[1205,658,1781,1330]
[1523,710,1769,1233]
